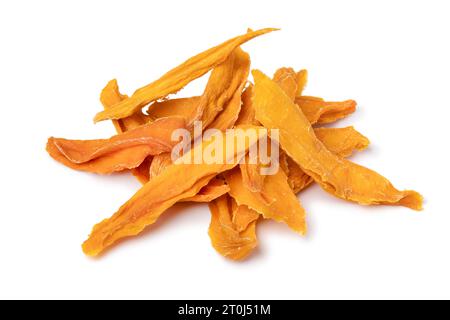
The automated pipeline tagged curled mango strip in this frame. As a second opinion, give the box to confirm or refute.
[314,126,370,158]
[253,70,423,210]
[225,168,307,235]
[93,28,277,123]
[46,117,185,174]
[287,126,370,193]
[208,195,258,260]
[295,96,356,125]
[101,79,152,183]
[82,127,267,256]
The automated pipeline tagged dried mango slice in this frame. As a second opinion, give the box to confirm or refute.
[100,79,150,133]
[237,84,356,127]
[93,28,276,123]
[82,127,267,256]
[46,117,185,174]
[295,96,356,125]
[225,168,307,235]
[253,70,423,210]
[314,126,370,158]
[200,47,250,129]
[208,195,258,260]
[182,178,230,203]
[287,126,370,193]
[147,97,201,124]
[273,67,298,101]
[296,69,308,96]
[101,79,152,183]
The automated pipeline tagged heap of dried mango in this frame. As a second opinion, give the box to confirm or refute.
[47,28,423,259]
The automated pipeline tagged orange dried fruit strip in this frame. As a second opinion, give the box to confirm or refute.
[208,195,258,260]
[295,96,357,125]
[296,69,308,96]
[100,79,150,133]
[225,167,307,235]
[93,28,277,123]
[46,117,185,174]
[287,126,370,193]
[82,127,267,256]
[101,79,152,183]
[314,126,370,158]
[201,47,250,129]
[253,69,423,210]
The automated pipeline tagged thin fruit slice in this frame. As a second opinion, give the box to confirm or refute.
[100,79,150,133]
[46,117,185,174]
[295,96,356,125]
[287,126,370,193]
[93,28,277,122]
[253,69,423,210]
[101,79,152,182]
[200,47,250,129]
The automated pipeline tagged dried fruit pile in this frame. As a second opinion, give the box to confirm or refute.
[47,28,423,259]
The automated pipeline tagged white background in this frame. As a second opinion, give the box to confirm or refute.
[1,0,449,300]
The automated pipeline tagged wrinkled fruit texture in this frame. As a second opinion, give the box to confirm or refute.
[46,117,185,174]
[46,29,423,261]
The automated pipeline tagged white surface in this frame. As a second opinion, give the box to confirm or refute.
[0,0,449,300]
